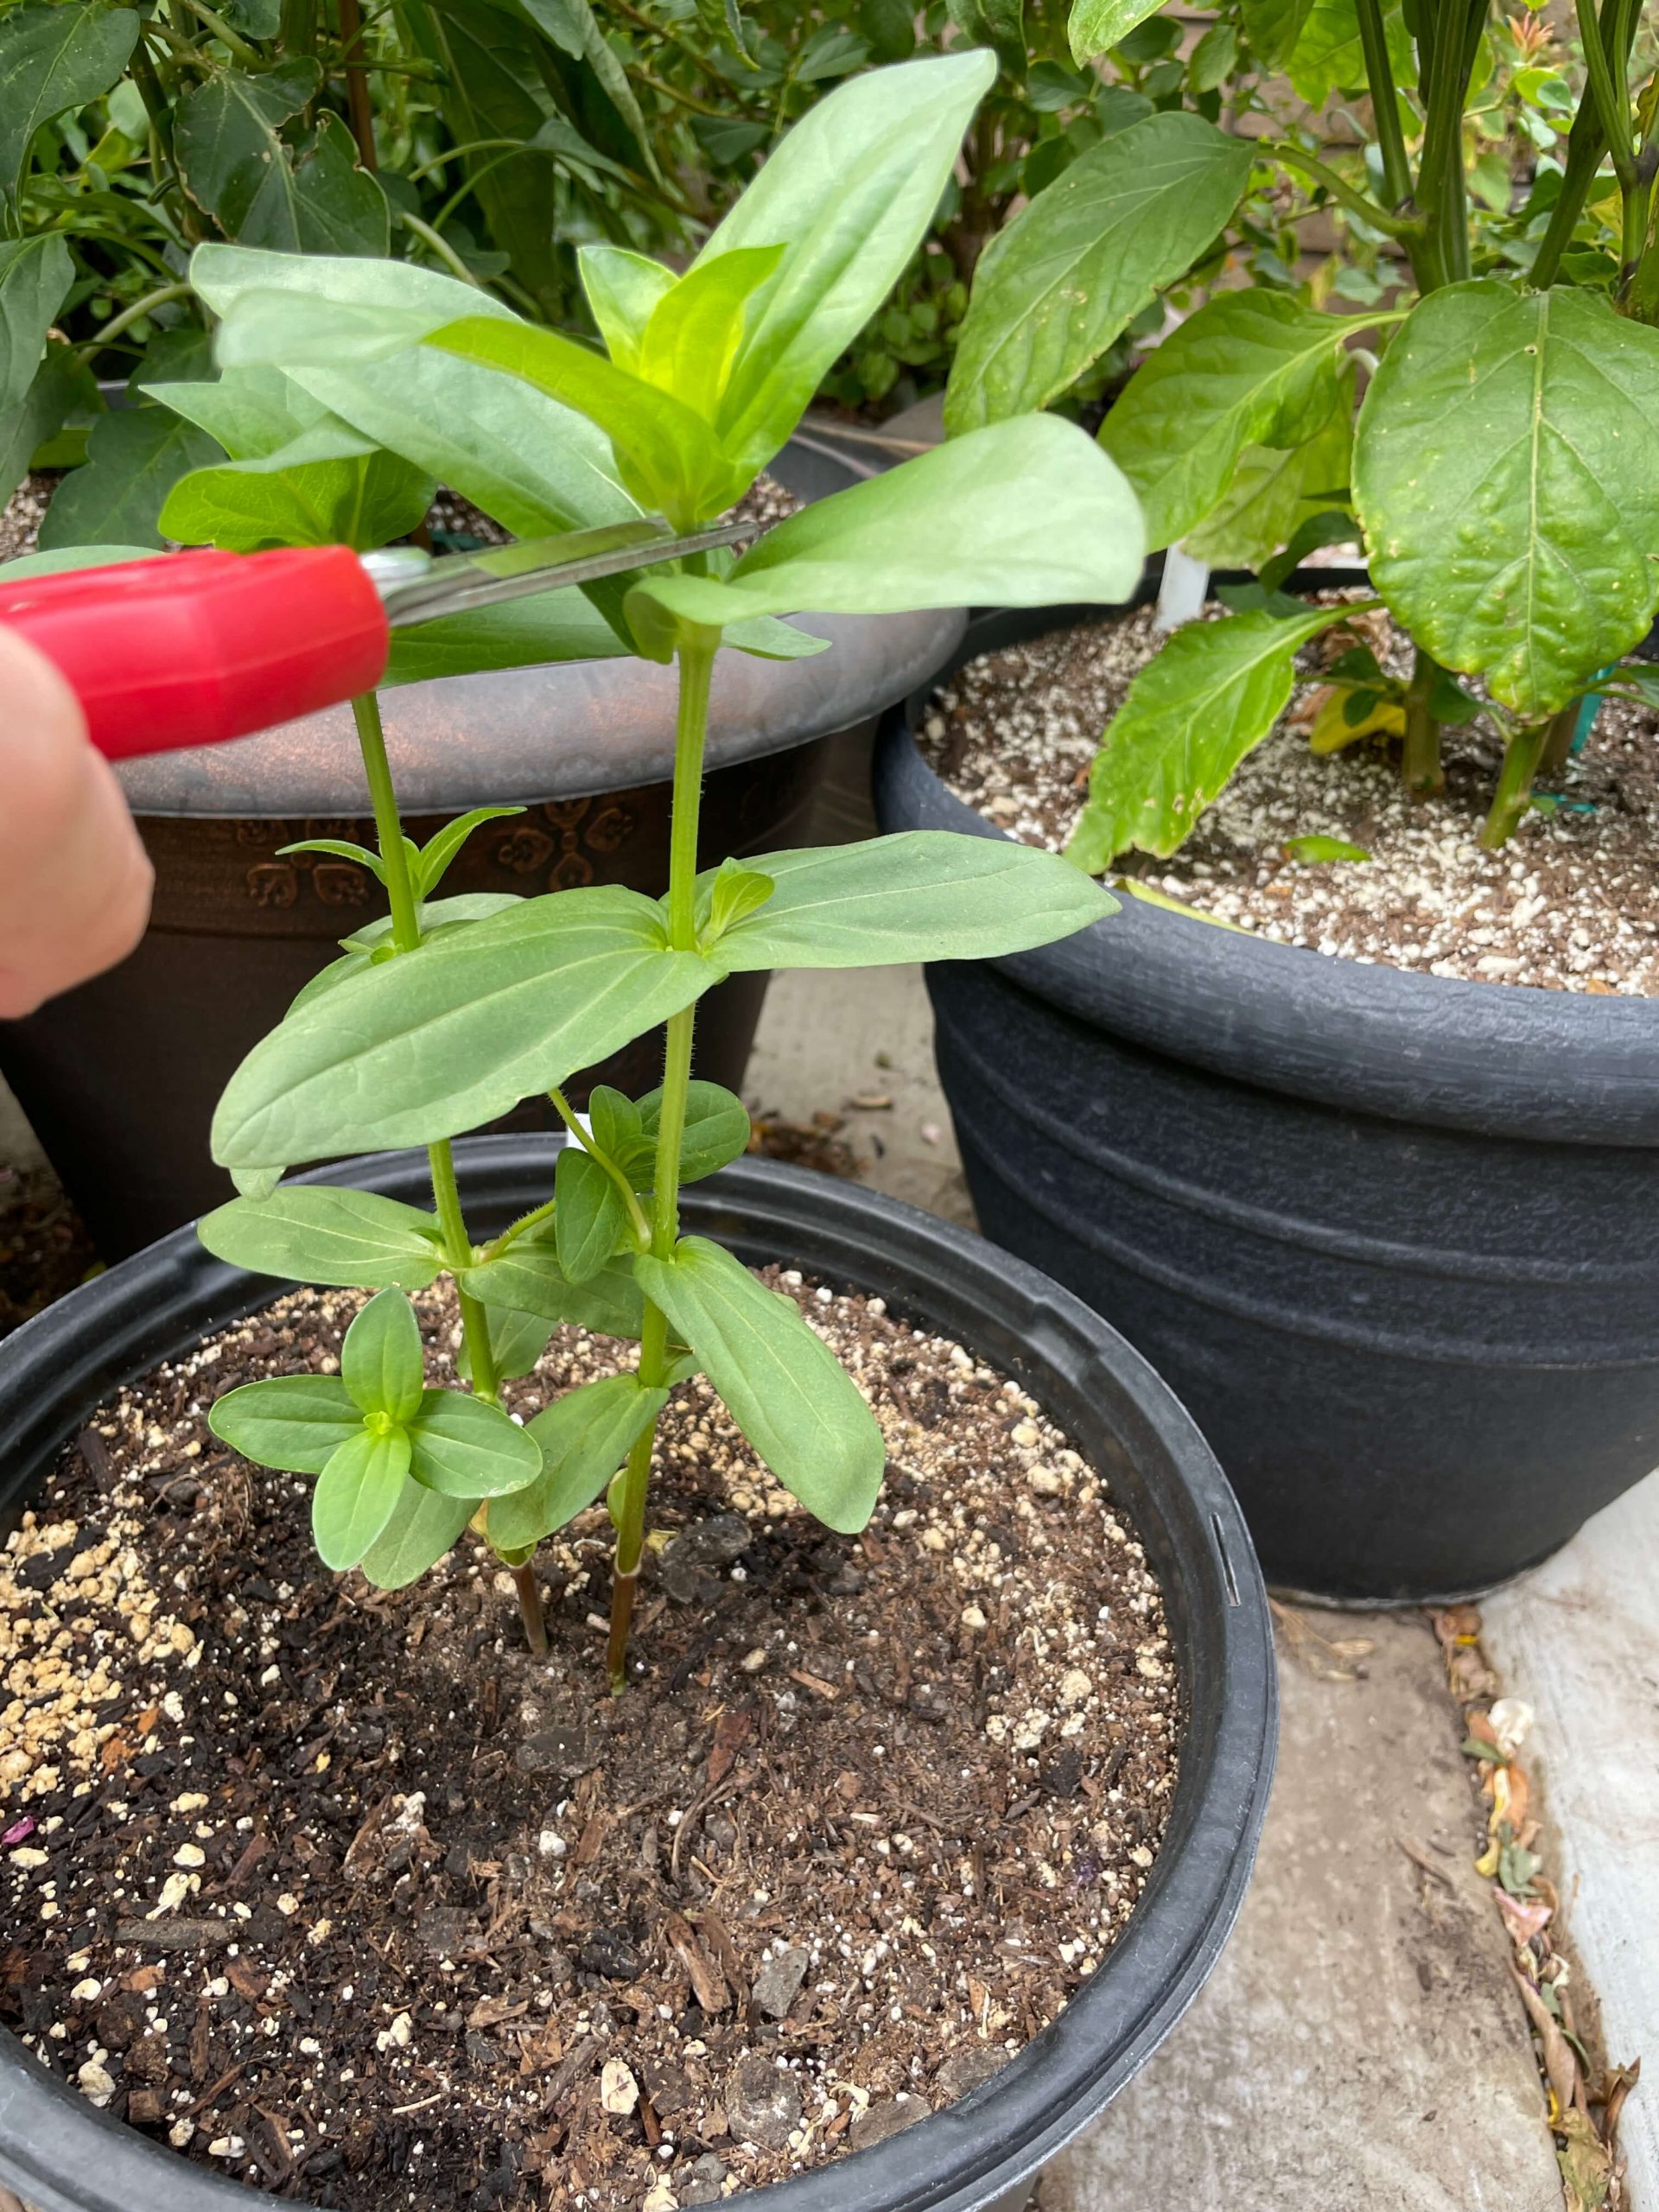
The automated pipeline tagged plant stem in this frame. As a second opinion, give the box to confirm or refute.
[350,695,498,1404]
[1539,699,1580,777]
[334,0,378,169]
[603,632,718,1692]
[397,210,484,287]
[1576,0,1635,193]
[1402,647,1446,795]
[1479,719,1552,848]
[1354,0,1413,209]
[512,1561,549,1656]
[175,0,263,64]
[75,279,194,359]
[1270,143,1421,238]
[548,1085,652,1249]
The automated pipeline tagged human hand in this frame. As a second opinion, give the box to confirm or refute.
[0,625,154,1018]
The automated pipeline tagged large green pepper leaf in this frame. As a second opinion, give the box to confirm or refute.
[37,404,224,550]
[0,234,73,416]
[1353,283,1659,719]
[0,3,139,207]
[946,113,1252,433]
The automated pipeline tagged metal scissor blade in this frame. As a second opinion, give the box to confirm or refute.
[368,518,753,629]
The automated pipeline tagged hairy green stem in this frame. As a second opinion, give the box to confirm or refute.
[1480,719,1551,848]
[351,694,498,1405]
[1402,647,1446,795]
[604,633,717,1691]
[175,0,262,63]
[548,1084,652,1249]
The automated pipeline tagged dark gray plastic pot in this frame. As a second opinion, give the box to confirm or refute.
[0,435,964,1260]
[0,1139,1274,2212]
[876,607,1659,1604]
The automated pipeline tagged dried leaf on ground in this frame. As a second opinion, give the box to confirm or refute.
[1268,1599,1374,1681]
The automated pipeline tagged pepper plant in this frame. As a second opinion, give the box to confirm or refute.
[161,53,1141,1684]
[940,0,1659,858]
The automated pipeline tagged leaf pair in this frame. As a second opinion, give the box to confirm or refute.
[210,836,1116,1173]
[209,1290,539,1573]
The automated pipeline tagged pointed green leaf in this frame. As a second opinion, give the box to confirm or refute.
[1240,0,1316,67]
[698,52,995,478]
[0,4,140,206]
[487,1373,669,1552]
[634,1237,884,1533]
[1352,283,1659,718]
[414,807,526,900]
[555,1145,632,1283]
[341,1289,426,1423]
[211,886,717,1170]
[2,343,93,512]
[698,861,775,944]
[208,1373,363,1474]
[461,1236,645,1338]
[1101,291,1363,550]
[383,588,624,683]
[631,416,1143,632]
[458,1305,555,1386]
[314,1426,410,1570]
[1068,0,1165,65]
[0,234,73,416]
[159,429,434,553]
[359,1482,476,1588]
[946,114,1252,433]
[580,244,675,373]
[175,59,322,233]
[635,247,785,423]
[634,1080,750,1185]
[708,831,1116,971]
[197,1188,446,1290]
[405,1387,543,1498]
[1185,378,1354,571]
[38,407,224,552]
[1067,604,1355,871]
[587,1084,642,1161]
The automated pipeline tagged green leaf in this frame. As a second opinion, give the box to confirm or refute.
[555,1145,632,1282]
[631,415,1143,631]
[1187,18,1236,87]
[341,1288,426,1423]
[695,50,997,480]
[208,1373,364,1474]
[588,1084,642,1161]
[314,1426,410,1570]
[0,343,90,512]
[254,111,389,257]
[457,1305,555,1385]
[1287,0,1411,104]
[487,1373,668,1551]
[507,0,658,175]
[1185,378,1354,571]
[175,58,321,232]
[706,831,1116,970]
[698,858,774,944]
[1068,0,1166,66]
[0,234,73,416]
[404,1387,543,1497]
[38,406,223,552]
[945,0,1026,78]
[946,114,1250,433]
[0,3,139,206]
[580,244,676,373]
[636,1237,884,1533]
[159,427,435,553]
[337,892,522,952]
[1285,834,1370,861]
[634,1080,750,1184]
[1240,0,1316,67]
[414,807,526,900]
[634,246,786,424]
[383,589,624,683]
[1067,603,1353,870]
[461,1236,645,1337]
[211,886,717,1170]
[144,364,334,461]
[197,1188,447,1290]
[194,245,636,541]
[1352,283,1659,718]
[359,1482,476,1588]
[1101,292,1363,551]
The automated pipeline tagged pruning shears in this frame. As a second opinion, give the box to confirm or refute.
[0,518,750,764]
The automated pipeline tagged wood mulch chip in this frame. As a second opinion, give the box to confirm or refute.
[0,1270,1178,2210]
[923,601,1659,994]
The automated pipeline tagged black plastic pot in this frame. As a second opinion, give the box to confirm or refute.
[0,1138,1274,2212]
[876,607,1659,1605]
[0,436,964,1260]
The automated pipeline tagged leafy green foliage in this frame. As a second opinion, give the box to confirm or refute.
[359,1484,475,1589]
[487,1375,669,1552]
[403,1388,542,1497]
[1353,283,1659,717]
[36,404,222,551]
[461,1238,645,1337]
[709,834,1117,969]
[1068,604,1357,871]
[0,234,73,416]
[159,427,434,552]
[1067,0,1166,67]
[635,1238,886,1534]
[636,1083,750,1185]
[313,1427,411,1570]
[197,1188,447,1291]
[1185,382,1354,571]
[0,3,139,208]
[555,1146,634,1281]
[341,1290,426,1424]
[945,113,1251,432]
[1100,293,1367,552]
[209,1374,366,1473]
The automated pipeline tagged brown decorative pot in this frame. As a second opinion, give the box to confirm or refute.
[0,437,963,1255]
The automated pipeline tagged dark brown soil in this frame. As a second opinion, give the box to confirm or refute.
[0,1163,99,1338]
[922,602,1659,994]
[0,1274,1178,2211]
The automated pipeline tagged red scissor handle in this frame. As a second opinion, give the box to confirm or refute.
[0,544,391,762]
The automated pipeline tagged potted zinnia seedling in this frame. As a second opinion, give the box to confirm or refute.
[0,53,1272,2212]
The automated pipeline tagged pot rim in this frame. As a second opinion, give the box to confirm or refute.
[116,435,966,822]
[0,1137,1274,2212]
[877,604,1659,1146]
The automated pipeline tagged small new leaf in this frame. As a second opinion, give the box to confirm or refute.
[314,1427,410,1571]
[555,1145,633,1282]
[340,1288,426,1425]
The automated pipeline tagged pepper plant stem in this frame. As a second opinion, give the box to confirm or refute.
[605,632,718,1692]
[1402,647,1446,795]
[1354,0,1413,210]
[350,694,498,1404]
[1480,719,1551,849]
